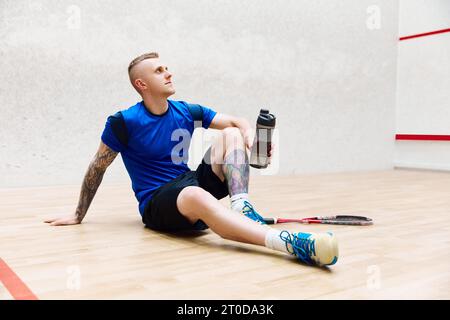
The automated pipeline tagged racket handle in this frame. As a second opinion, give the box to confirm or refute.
[263,218,277,224]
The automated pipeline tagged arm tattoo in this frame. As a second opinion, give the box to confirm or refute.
[75,148,118,222]
[222,149,249,196]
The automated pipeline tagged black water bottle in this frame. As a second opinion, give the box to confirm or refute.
[250,109,276,169]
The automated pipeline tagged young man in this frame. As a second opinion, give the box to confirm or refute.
[45,52,338,266]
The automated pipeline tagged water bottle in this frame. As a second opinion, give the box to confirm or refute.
[250,109,276,169]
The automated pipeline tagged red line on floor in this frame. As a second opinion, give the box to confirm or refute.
[396,134,450,141]
[0,258,38,300]
[399,28,450,41]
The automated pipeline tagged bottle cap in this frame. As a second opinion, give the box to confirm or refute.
[260,109,269,114]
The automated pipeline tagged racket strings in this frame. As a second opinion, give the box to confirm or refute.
[335,215,372,221]
[315,215,373,225]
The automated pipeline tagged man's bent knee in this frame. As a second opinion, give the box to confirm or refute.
[222,127,243,142]
[222,127,245,153]
[177,186,214,220]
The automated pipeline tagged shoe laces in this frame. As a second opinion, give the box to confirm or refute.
[279,230,316,264]
[241,200,265,224]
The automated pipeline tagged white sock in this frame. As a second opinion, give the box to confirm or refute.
[230,193,250,212]
[264,229,293,254]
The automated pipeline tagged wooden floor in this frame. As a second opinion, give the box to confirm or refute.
[1,169,449,300]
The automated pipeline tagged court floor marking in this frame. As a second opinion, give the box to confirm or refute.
[0,258,38,300]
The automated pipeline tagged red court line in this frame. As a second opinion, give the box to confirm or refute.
[399,28,450,41]
[0,258,38,300]
[396,134,450,141]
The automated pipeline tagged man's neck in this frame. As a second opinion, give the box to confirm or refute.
[142,95,169,115]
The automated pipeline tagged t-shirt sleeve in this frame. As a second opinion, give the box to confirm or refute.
[100,114,126,153]
[186,103,217,129]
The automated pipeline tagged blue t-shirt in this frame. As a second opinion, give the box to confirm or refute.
[101,99,217,216]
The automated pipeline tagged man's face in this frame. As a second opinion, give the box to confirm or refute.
[131,58,175,97]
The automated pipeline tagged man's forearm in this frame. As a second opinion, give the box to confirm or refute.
[75,163,106,222]
[74,147,117,222]
[232,117,252,136]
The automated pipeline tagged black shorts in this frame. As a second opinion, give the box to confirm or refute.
[142,147,229,232]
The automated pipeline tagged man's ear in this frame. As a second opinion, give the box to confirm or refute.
[135,79,146,91]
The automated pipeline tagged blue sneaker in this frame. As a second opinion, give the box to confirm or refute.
[280,230,339,266]
[241,201,267,225]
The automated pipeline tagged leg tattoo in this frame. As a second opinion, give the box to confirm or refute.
[223,149,249,196]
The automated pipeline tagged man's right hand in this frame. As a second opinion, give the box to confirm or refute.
[44,214,81,226]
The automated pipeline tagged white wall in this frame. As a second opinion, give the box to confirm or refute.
[395,0,450,171]
[0,0,399,187]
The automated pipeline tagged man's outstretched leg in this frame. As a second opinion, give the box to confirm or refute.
[177,186,339,266]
